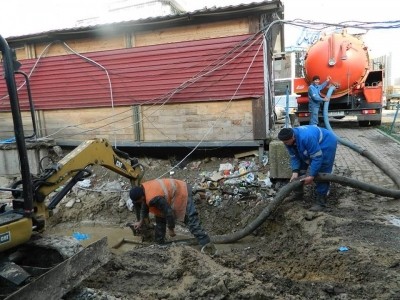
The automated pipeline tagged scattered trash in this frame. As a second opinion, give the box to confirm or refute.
[245,172,255,183]
[219,163,233,172]
[259,177,272,188]
[213,195,222,207]
[77,179,91,188]
[262,152,269,166]
[126,198,134,211]
[191,158,277,208]
[65,199,76,208]
[386,215,400,227]
[338,246,349,252]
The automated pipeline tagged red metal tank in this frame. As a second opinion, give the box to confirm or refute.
[304,31,369,98]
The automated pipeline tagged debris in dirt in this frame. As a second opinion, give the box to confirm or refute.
[65,199,76,208]
[42,137,400,300]
[83,156,280,213]
[386,215,400,227]
[234,149,259,159]
[77,179,91,188]
[73,232,90,241]
[125,197,134,211]
[218,162,234,172]
[52,145,64,157]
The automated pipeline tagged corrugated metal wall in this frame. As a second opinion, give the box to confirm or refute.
[0,34,264,111]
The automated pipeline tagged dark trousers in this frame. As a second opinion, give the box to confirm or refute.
[155,216,166,244]
[154,185,210,246]
[185,185,210,246]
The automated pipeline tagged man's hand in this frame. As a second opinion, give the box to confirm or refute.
[168,228,176,237]
[127,221,143,235]
[327,76,332,81]
[300,176,314,185]
[133,220,143,230]
[290,172,299,182]
[323,97,330,102]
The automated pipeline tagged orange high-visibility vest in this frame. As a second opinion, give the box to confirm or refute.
[142,179,188,221]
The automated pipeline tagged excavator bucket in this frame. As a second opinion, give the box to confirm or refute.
[3,237,109,300]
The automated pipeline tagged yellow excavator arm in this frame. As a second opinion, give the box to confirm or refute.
[36,138,143,201]
[23,138,144,223]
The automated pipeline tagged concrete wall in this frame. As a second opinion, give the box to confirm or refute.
[0,145,50,176]
[0,100,258,145]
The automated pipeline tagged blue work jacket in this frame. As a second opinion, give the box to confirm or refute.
[285,125,337,177]
[308,80,329,108]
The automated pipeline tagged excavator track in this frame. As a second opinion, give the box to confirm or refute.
[0,236,109,300]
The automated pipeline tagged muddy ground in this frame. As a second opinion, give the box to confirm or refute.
[34,124,400,300]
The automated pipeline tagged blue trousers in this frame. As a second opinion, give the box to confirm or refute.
[298,152,336,196]
[309,103,320,125]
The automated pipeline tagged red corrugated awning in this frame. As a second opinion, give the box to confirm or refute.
[0,34,264,111]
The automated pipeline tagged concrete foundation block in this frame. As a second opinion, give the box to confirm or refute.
[269,140,292,179]
[0,142,53,176]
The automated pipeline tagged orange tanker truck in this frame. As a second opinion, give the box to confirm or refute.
[294,31,383,126]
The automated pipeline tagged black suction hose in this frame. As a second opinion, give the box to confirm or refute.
[171,87,400,246]
[323,86,400,188]
[210,174,400,244]
[175,175,400,246]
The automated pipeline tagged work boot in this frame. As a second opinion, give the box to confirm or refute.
[309,194,327,211]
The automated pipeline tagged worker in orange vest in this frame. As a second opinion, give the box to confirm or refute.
[129,178,216,255]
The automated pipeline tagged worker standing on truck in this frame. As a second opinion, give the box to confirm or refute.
[308,75,331,125]
[278,126,337,211]
[128,178,217,255]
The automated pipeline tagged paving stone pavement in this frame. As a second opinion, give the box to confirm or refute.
[333,127,400,189]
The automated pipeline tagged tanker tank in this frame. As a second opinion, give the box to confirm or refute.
[304,32,370,98]
[293,31,383,126]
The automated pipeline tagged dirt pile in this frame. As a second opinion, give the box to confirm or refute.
[47,148,400,300]
[70,245,270,300]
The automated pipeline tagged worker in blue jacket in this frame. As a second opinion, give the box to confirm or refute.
[278,126,338,211]
[308,75,331,125]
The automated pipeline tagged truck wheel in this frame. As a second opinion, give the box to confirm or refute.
[358,121,370,127]
[370,120,382,126]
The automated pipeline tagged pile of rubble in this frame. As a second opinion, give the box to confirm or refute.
[191,159,279,207]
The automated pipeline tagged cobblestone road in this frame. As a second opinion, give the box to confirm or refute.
[333,127,400,189]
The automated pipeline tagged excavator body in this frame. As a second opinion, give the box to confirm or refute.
[0,35,144,299]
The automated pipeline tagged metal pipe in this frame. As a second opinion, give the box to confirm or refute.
[15,71,37,139]
[389,103,399,134]
[0,35,34,216]
[285,85,290,127]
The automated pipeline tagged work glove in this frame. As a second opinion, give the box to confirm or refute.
[201,243,217,256]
